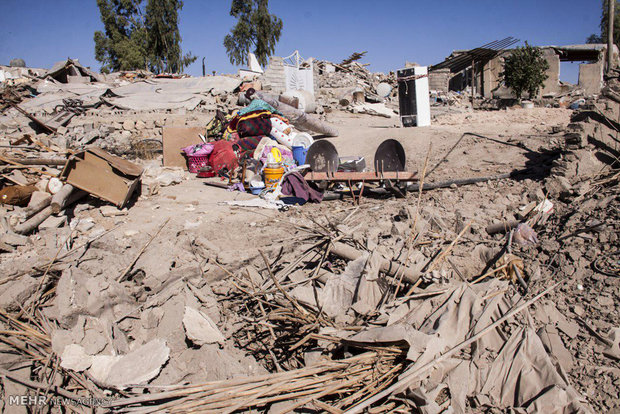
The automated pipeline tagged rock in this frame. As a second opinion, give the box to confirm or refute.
[0,275,38,311]
[390,222,409,237]
[99,125,115,135]
[38,214,66,230]
[1,232,29,246]
[572,305,585,317]
[2,365,30,414]
[598,295,614,308]
[70,217,96,233]
[603,327,620,360]
[82,323,109,355]
[154,172,183,187]
[100,205,128,217]
[513,223,538,245]
[79,130,100,145]
[122,120,135,130]
[89,339,170,388]
[0,241,15,252]
[135,120,146,130]
[52,268,134,327]
[183,306,225,345]
[60,344,93,371]
[557,317,580,339]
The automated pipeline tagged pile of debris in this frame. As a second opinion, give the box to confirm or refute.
[316,57,399,118]
[0,188,602,412]
[0,55,618,413]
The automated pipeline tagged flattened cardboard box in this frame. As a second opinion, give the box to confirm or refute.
[60,147,143,208]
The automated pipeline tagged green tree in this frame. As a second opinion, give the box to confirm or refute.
[94,0,195,74]
[586,34,604,44]
[94,0,148,73]
[145,0,196,73]
[223,0,283,67]
[500,42,549,101]
[586,1,620,47]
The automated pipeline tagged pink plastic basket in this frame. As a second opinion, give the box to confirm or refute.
[187,155,209,173]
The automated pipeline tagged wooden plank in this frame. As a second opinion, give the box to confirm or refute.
[303,171,417,182]
[11,104,56,134]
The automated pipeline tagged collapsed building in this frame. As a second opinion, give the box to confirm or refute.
[0,43,618,413]
[429,38,619,99]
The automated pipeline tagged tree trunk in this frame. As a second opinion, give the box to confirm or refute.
[14,206,53,234]
[24,191,52,219]
[51,184,79,214]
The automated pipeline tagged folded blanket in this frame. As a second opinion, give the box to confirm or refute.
[237,117,272,138]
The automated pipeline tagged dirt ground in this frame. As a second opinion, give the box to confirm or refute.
[1,106,618,412]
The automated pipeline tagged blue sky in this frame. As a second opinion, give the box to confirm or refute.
[0,0,603,84]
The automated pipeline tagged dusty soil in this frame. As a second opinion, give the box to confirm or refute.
[1,106,618,412]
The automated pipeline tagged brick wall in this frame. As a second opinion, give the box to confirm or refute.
[429,69,450,93]
[259,56,286,94]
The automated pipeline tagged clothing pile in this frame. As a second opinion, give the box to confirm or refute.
[181,98,320,204]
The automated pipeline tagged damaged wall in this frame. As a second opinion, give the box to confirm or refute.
[451,44,616,99]
[540,48,561,97]
[579,59,605,95]
[428,68,450,93]
[259,56,286,94]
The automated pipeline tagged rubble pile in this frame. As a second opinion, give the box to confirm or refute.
[0,55,618,413]
[316,60,399,117]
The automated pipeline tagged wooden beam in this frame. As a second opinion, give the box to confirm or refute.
[303,171,417,182]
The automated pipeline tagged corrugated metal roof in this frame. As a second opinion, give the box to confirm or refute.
[430,37,520,73]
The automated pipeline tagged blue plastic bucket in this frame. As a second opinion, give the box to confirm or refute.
[292,146,308,165]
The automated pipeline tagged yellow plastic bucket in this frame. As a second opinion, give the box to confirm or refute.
[264,166,284,188]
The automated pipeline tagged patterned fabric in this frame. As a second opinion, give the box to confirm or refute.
[222,130,239,142]
[234,136,263,158]
[270,114,290,125]
[238,99,280,116]
[225,110,272,138]
[205,110,230,139]
[182,143,213,157]
[237,117,272,138]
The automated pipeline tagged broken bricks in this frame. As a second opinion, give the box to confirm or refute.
[0,47,618,414]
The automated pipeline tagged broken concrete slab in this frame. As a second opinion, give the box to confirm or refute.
[100,205,128,217]
[93,339,170,388]
[60,344,93,371]
[0,232,29,246]
[182,306,225,345]
[38,214,66,230]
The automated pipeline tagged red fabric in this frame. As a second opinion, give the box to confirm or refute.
[208,140,238,173]
[228,110,271,132]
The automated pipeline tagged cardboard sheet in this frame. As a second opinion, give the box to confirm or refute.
[162,126,205,169]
